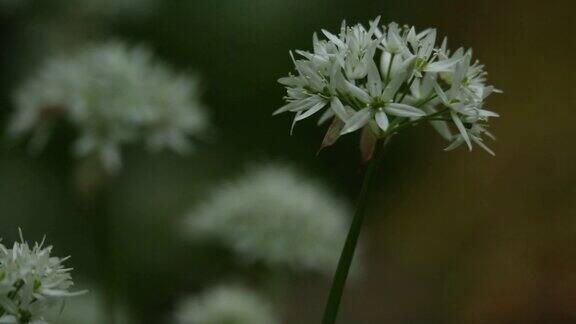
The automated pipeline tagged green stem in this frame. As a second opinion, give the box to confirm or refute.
[96,194,117,324]
[321,138,390,324]
[77,160,116,324]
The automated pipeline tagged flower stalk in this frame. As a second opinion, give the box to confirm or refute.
[76,159,116,324]
[321,137,389,324]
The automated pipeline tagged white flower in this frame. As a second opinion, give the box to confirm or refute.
[275,16,501,156]
[0,230,86,324]
[182,164,351,273]
[174,285,279,324]
[10,41,208,172]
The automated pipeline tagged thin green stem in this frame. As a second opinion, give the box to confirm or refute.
[83,185,117,324]
[76,160,116,324]
[321,138,390,324]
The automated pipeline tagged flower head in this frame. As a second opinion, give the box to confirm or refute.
[0,230,85,323]
[183,164,351,273]
[275,17,501,156]
[10,41,208,172]
[174,285,278,324]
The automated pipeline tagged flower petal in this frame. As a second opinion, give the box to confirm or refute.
[444,136,464,151]
[385,103,426,118]
[429,120,452,140]
[317,108,335,125]
[433,83,450,105]
[330,97,350,121]
[345,80,371,103]
[321,29,346,49]
[471,136,495,156]
[290,111,302,135]
[366,59,383,97]
[450,111,472,150]
[319,117,345,151]
[294,101,327,121]
[425,55,463,72]
[375,109,389,131]
[360,126,377,162]
[340,108,372,135]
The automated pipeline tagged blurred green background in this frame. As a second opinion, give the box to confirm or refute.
[1,0,575,323]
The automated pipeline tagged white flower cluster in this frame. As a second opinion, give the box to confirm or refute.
[10,41,208,172]
[183,164,351,273]
[174,285,278,324]
[0,231,85,323]
[275,17,501,155]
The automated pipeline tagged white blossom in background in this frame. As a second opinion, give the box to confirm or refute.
[275,17,501,157]
[174,285,279,324]
[183,164,351,273]
[10,41,208,172]
[0,231,86,323]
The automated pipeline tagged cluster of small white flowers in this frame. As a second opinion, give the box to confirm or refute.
[0,231,85,324]
[183,164,351,273]
[275,17,501,155]
[174,285,278,324]
[10,41,208,172]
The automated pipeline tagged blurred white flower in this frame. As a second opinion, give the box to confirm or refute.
[45,286,133,324]
[183,164,351,273]
[0,230,86,323]
[174,285,278,324]
[10,41,208,172]
[275,16,500,156]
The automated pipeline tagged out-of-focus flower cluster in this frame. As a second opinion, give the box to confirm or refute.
[183,164,350,273]
[10,41,208,172]
[0,232,84,323]
[276,17,501,155]
[174,285,278,324]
